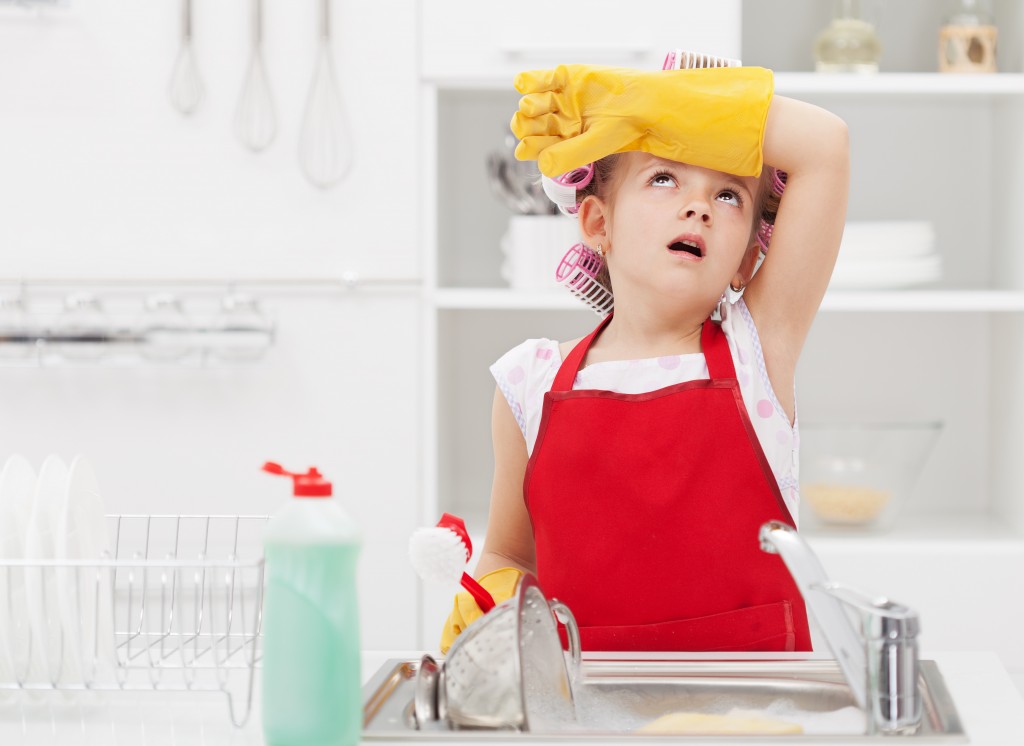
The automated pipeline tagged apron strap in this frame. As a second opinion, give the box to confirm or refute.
[553,315,736,392]
[552,314,613,392]
[701,318,738,381]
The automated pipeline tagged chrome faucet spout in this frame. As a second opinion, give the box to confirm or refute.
[759,520,922,735]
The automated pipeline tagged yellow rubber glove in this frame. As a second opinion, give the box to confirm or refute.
[511,64,773,178]
[439,567,523,654]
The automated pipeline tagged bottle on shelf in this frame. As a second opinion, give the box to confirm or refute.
[261,461,361,746]
[938,0,998,73]
[814,0,882,73]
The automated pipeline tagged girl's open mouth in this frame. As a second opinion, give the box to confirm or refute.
[667,235,705,258]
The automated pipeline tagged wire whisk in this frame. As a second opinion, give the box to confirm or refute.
[168,0,204,116]
[234,0,277,152]
[298,0,354,188]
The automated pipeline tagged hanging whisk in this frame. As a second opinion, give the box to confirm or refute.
[234,0,277,151]
[298,0,354,188]
[168,0,205,116]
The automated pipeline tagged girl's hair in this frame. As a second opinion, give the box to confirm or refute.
[572,156,785,293]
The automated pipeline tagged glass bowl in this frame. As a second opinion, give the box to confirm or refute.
[798,422,943,531]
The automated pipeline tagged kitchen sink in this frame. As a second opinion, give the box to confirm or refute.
[362,656,965,741]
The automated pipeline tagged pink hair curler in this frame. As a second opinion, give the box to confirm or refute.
[756,168,788,254]
[541,164,594,217]
[662,48,742,71]
[555,243,614,317]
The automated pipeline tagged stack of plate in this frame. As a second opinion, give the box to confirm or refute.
[0,454,114,686]
[831,221,940,289]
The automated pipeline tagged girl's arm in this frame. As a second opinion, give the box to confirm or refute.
[474,387,537,578]
[742,95,850,422]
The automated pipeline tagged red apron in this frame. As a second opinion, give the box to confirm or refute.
[524,314,812,652]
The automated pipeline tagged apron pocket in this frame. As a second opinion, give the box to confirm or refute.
[578,600,797,652]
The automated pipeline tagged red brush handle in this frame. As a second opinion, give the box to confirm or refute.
[460,572,495,613]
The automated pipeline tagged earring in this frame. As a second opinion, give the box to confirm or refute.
[729,281,744,293]
[595,243,605,256]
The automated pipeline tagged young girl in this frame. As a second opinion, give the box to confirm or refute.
[441,64,849,653]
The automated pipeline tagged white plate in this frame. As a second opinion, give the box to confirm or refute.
[829,254,942,289]
[55,455,114,684]
[840,221,936,259]
[0,454,36,683]
[23,454,68,684]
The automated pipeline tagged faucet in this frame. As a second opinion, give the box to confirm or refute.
[759,520,922,735]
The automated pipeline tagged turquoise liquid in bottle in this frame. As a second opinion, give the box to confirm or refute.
[263,543,361,746]
[260,462,361,746]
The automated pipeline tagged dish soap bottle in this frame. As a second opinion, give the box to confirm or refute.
[261,461,361,746]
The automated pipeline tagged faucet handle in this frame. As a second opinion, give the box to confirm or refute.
[817,583,920,642]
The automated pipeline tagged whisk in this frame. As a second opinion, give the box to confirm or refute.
[234,0,277,152]
[168,0,204,116]
[298,0,353,188]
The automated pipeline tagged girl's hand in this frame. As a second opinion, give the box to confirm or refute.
[510,64,774,178]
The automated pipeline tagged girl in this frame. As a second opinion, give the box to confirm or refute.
[441,64,849,653]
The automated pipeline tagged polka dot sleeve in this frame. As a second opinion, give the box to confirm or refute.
[489,338,561,452]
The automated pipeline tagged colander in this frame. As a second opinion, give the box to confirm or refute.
[415,574,581,731]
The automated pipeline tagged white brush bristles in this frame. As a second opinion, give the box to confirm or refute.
[408,526,470,584]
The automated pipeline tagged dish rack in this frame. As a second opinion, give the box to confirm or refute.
[0,514,268,727]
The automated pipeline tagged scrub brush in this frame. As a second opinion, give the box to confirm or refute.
[409,513,495,612]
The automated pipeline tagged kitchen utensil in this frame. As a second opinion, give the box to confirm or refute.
[0,455,35,683]
[0,295,32,360]
[298,0,353,188]
[24,454,69,683]
[234,0,277,152]
[55,293,108,362]
[799,422,943,531]
[55,456,115,685]
[408,512,494,611]
[139,294,193,362]
[209,293,273,362]
[486,134,557,216]
[168,0,204,116]
[416,574,581,731]
[555,243,613,317]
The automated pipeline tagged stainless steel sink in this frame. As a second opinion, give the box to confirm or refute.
[362,656,965,741]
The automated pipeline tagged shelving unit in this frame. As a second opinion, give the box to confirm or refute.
[415,0,1024,669]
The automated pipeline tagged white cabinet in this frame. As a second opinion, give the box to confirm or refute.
[415,0,1024,671]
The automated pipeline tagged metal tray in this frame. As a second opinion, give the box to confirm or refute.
[362,656,966,741]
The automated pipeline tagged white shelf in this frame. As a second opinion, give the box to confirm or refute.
[775,72,1024,97]
[434,288,1024,313]
[431,72,1024,97]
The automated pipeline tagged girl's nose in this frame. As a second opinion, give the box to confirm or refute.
[681,197,712,224]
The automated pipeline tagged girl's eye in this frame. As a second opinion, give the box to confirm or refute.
[717,190,742,206]
[650,172,676,188]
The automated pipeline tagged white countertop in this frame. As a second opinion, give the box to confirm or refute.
[0,651,1020,745]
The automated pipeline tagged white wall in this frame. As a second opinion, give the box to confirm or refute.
[0,0,422,648]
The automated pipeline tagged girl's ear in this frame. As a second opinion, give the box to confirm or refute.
[733,244,762,288]
[578,195,609,249]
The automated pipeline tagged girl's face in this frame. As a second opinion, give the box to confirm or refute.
[593,152,760,313]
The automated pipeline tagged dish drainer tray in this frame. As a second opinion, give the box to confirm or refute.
[0,514,268,727]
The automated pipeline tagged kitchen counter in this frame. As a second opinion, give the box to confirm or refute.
[0,652,1020,745]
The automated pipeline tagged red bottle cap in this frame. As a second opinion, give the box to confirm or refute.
[262,461,333,498]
